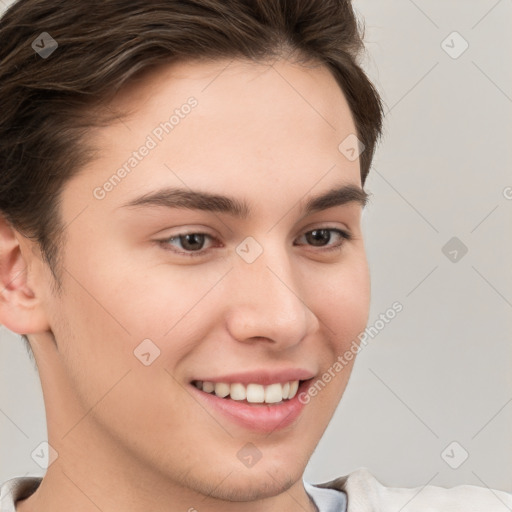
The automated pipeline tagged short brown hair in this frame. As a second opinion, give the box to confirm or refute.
[0,0,382,349]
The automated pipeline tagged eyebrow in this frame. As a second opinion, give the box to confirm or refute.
[118,184,369,218]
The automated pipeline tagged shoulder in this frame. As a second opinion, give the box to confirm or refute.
[315,467,512,512]
[0,477,41,512]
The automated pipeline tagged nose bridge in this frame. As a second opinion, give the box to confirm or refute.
[225,240,316,346]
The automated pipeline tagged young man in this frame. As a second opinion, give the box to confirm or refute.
[0,1,510,511]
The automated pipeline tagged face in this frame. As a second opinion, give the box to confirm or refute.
[31,57,370,503]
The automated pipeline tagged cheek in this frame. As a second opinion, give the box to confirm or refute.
[297,259,370,412]
[51,247,228,405]
[312,255,371,348]
[98,244,232,337]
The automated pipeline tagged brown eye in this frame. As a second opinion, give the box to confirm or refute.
[178,233,207,251]
[295,228,352,251]
[305,229,332,247]
[159,232,216,258]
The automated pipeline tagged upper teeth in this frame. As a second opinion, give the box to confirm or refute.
[194,380,299,403]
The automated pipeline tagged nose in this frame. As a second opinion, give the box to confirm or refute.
[223,242,319,349]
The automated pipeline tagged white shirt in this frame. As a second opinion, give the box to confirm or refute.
[306,467,512,511]
[304,479,347,511]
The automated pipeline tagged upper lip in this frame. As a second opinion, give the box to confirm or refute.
[191,368,316,386]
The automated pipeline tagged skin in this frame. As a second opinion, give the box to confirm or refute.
[0,56,371,512]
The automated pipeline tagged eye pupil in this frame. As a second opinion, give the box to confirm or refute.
[181,233,205,251]
[306,229,330,246]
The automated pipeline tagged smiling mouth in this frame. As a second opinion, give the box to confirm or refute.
[191,379,303,404]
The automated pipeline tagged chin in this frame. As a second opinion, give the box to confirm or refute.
[178,451,306,503]
[204,468,298,502]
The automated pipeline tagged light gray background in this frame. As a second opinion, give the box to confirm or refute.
[1,0,511,493]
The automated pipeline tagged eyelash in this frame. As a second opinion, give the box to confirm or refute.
[157,227,352,259]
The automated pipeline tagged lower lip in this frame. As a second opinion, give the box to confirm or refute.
[189,380,312,433]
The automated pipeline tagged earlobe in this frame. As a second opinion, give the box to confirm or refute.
[0,215,51,335]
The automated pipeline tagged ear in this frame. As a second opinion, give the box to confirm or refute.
[0,214,51,335]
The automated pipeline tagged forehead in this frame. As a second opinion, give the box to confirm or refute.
[109,56,352,121]
[95,57,358,162]
[61,57,362,225]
